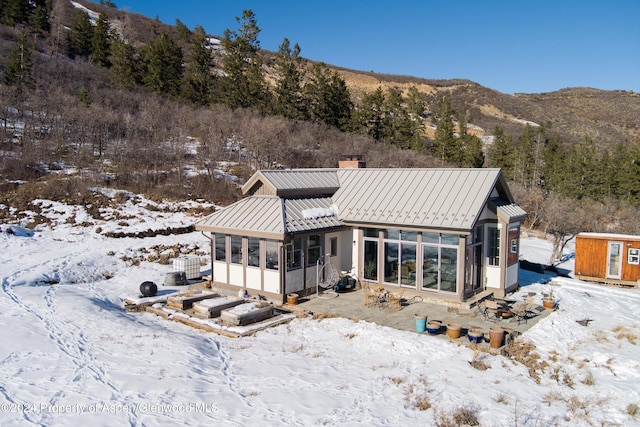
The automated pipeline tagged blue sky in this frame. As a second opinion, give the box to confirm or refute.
[114,0,640,94]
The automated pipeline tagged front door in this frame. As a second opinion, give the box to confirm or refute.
[607,241,623,280]
[465,245,483,295]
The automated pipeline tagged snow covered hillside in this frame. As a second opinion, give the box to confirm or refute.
[0,197,639,426]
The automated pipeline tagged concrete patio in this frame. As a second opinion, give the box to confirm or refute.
[284,288,552,345]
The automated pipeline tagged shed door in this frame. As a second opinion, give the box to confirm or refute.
[607,241,623,280]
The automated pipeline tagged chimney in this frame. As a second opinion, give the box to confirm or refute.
[338,154,366,169]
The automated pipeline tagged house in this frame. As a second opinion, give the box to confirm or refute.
[195,160,526,304]
[574,233,640,286]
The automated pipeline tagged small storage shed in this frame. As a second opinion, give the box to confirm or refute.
[574,233,640,286]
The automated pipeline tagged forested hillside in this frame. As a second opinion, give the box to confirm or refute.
[1,0,639,242]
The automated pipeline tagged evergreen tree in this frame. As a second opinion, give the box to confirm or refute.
[220,9,269,111]
[28,2,51,37]
[273,38,306,120]
[354,87,387,141]
[109,38,138,89]
[141,32,183,97]
[431,97,457,165]
[3,0,30,26]
[384,88,422,149]
[540,135,565,193]
[91,13,111,66]
[458,115,484,167]
[609,140,640,205]
[304,62,352,130]
[175,18,191,42]
[3,29,34,93]
[68,10,93,59]
[326,71,352,131]
[563,137,601,200]
[487,126,514,178]
[182,25,214,106]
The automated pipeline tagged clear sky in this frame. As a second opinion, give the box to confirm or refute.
[113,0,640,94]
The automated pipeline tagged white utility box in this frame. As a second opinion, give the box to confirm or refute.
[173,256,201,280]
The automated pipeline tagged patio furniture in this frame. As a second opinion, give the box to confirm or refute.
[509,301,535,325]
[362,283,377,307]
[475,299,501,323]
[387,289,405,310]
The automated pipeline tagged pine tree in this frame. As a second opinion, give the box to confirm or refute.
[28,2,51,37]
[182,25,214,106]
[609,140,640,204]
[141,32,183,97]
[175,18,191,42]
[3,29,34,93]
[304,63,352,130]
[3,0,30,26]
[487,126,514,178]
[109,38,138,89]
[91,13,111,66]
[273,38,306,120]
[540,135,565,193]
[431,97,457,165]
[563,137,601,200]
[354,87,387,141]
[68,10,93,59]
[220,9,268,111]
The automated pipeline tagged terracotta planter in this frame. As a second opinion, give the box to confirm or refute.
[287,293,299,305]
[542,297,555,310]
[489,327,504,348]
[446,323,462,339]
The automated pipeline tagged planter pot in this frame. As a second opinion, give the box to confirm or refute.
[446,323,462,339]
[467,331,484,344]
[542,297,555,310]
[426,321,441,335]
[287,293,299,305]
[414,314,427,333]
[489,327,505,348]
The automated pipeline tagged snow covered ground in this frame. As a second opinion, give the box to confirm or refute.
[1,197,639,426]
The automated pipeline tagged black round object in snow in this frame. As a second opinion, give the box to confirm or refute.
[140,281,158,297]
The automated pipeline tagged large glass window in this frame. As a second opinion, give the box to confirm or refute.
[383,229,416,286]
[287,236,302,270]
[440,247,457,292]
[422,245,439,290]
[400,243,417,287]
[307,235,321,266]
[488,227,500,266]
[421,233,458,293]
[363,239,378,280]
[214,233,226,262]
[230,235,242,265]
[265,240,279,270]
[247,237,260,268]
[384,241,399,283]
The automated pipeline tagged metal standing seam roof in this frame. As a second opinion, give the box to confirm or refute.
[194,195,342,237]
[333,168,504,231]
[196,168,523,237]
[195,196,284,238]
[490,198,528,223]
[242,169,340,196]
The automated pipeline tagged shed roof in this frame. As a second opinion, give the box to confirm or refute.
[577,232,640,241]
